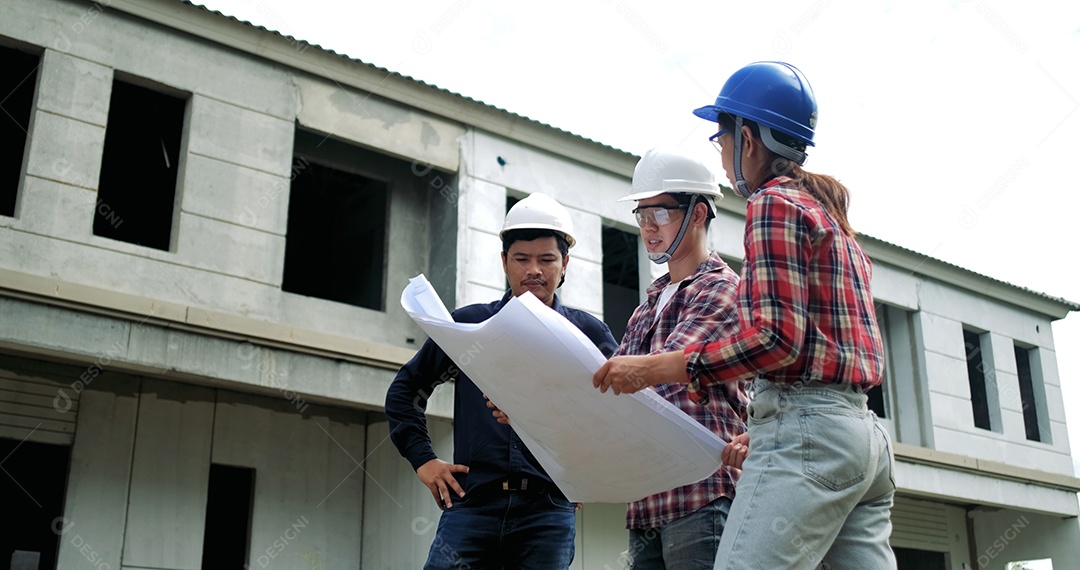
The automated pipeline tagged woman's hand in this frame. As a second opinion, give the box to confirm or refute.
[592,351,686,395]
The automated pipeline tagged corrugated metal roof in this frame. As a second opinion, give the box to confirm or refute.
[858,234,1080,312]
[181,1,1078,314]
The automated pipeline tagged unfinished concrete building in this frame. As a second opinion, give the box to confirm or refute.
[1,1,1078,568]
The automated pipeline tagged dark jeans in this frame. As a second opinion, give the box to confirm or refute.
[627,496,732,570]
[423,491,576,570]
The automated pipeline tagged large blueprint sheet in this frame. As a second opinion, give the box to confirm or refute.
[401,275,726,503]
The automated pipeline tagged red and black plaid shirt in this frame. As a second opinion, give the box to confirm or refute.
[685,177,884,401]
[615,253,746,530]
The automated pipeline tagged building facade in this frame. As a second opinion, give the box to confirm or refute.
[0,1,1077,568]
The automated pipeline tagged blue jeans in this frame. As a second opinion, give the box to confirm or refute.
[423,491,576,570]
[714,379,896,570]
[627,496,732,570]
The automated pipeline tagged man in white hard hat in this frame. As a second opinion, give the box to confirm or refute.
[614,148,746,569]
[385,193,616,569]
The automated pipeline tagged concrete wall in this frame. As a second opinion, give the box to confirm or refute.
[915,279,1072,475]
[55,373,140,570]
[50,369,372,570]
[971,508,1080,570]
[212,392,368,570]
[575,503,632,570]
[361,414,454,569]
[456,129,631,316]
[0,0,457,355]
[122,380,215,569]
[0,295,454,418]
[895,460,1078,518]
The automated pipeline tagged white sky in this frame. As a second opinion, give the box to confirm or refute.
[196,0,1080,474]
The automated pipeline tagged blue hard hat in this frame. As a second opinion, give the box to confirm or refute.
[693,61,818,147]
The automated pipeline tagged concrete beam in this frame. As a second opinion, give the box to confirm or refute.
[896,442,1080,493]
[0,270,416,370]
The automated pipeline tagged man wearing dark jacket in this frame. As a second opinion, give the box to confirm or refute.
[385,193,616,569]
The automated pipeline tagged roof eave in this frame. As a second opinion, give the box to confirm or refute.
[859,234,1079,320]
[105,0,638,177]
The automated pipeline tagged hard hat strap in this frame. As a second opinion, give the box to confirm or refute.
[759,125,808,165]
[732,116,754,198]
[647,194,699,265]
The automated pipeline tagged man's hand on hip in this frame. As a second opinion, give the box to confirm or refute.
[417,458,469,509]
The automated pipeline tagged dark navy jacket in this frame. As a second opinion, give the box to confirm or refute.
[385,290,617,496]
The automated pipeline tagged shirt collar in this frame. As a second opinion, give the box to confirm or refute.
[644,252,731,298]
[762,175,795,191]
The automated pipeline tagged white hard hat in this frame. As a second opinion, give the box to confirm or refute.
[618,147,724,213]
[500,193,576,248]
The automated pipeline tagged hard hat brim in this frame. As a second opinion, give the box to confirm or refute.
[499,224,576,249]
[618,188,723,204]
[617,190,668,202]
[693,105,721,123]
[620,184,724,200]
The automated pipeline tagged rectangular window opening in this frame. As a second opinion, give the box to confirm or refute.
[282,129,389,310]
[0,45,40,217]
[0,437,71,570]
[94,79,186,250]
[893,547,947,570]
[602,225,640,345]
[964,329,992,430]
[201,464,256,569]
[1015,344,1042,442]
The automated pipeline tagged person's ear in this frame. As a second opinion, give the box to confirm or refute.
[501,251,509,274]
[741,124,758,158]
[692,202,709,226]
[561,253,570,273]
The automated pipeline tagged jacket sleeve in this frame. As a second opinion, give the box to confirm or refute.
[384,338,456,471]
[588,319,619,358]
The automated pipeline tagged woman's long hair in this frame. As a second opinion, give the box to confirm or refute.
[718,114,855,237]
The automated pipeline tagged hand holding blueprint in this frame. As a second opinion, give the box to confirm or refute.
[401,275,726,503]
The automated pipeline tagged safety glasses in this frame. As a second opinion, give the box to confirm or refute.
[709,129,728,154]
[632,204,688,228]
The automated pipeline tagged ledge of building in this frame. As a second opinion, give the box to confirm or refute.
[895,442,1080,494]
[0,268,416,371]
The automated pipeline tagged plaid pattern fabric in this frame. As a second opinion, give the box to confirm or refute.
[616,253,747,530]
[685,177,884,403]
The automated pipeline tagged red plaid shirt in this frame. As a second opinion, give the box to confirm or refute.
[685,177,884,400]
[615,253,746,529]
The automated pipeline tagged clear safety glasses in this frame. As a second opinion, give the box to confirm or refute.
[632,204,688,228]
[709,129,728,154]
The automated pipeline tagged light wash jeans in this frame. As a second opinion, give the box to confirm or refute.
[627,496,732,570]
[714,378,896,570]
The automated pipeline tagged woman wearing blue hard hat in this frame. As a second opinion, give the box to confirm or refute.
[593,61,895,569]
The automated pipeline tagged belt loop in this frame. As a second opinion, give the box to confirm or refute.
[520,478,528,491]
